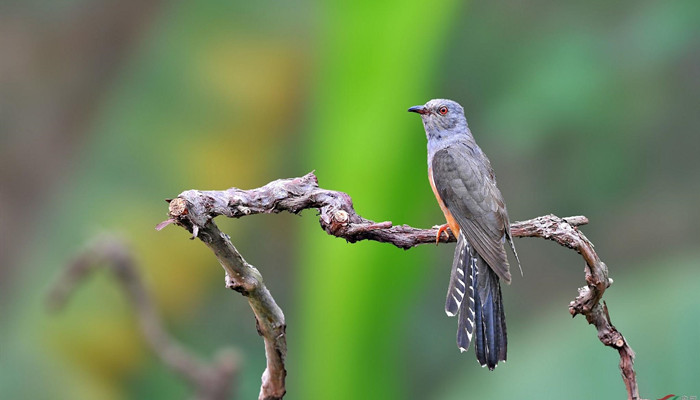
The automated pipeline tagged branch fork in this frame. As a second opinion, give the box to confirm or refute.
[160,172,639,400]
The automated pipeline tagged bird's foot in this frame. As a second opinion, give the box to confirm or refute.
[435,224,450,245]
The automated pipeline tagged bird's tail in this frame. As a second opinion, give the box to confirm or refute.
[445,234,507,370]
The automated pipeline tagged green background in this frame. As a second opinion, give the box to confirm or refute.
[1,0,699,399]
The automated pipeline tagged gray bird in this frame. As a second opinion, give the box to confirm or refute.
[409,99,519,370]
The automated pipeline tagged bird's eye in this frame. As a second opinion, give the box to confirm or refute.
[438,106,448,115]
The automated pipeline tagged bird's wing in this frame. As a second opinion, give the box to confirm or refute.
[431,144,512,283]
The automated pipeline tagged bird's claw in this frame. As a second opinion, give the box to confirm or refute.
[436,224,450,245]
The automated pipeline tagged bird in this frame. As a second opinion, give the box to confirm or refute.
[408,99,520,370]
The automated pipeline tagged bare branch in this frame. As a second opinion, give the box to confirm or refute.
[47,235,239,400]
[510,215,638,400]
[164,212,286,400]
[162,172,639,400]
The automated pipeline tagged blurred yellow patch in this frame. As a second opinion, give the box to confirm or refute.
[43,281,143,381]
[194,37,304,115]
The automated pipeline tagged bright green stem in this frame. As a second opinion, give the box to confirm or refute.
[297,2,461,399]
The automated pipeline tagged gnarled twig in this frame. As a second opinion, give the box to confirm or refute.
[161,171,639,400]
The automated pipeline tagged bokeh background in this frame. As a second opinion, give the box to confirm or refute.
[1,0,699,399]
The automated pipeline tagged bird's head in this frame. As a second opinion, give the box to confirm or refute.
[408,99,468,139]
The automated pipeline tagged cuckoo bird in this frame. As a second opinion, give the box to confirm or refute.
[409,99,520,370]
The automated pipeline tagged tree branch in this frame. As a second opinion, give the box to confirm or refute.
[161,208,287,400]
[47,235,239,400]
[510,215,638,400]
[160,171,639,400]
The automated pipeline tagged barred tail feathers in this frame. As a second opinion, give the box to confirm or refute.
[445,234,507,368]
[445,234,470,317]
[473,252,507,370]
[456,251,476,352]
[446,234,475,352]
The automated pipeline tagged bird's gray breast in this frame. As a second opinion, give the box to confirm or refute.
[427,134,475,167]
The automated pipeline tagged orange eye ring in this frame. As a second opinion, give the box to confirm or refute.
[438,106,448,115]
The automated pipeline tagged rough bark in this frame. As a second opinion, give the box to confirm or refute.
[160,172,639,400]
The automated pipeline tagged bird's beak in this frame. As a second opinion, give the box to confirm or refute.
[408,105,428,115]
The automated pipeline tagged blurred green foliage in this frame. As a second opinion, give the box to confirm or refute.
[1,0,699,399]
[295,0,459,398]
